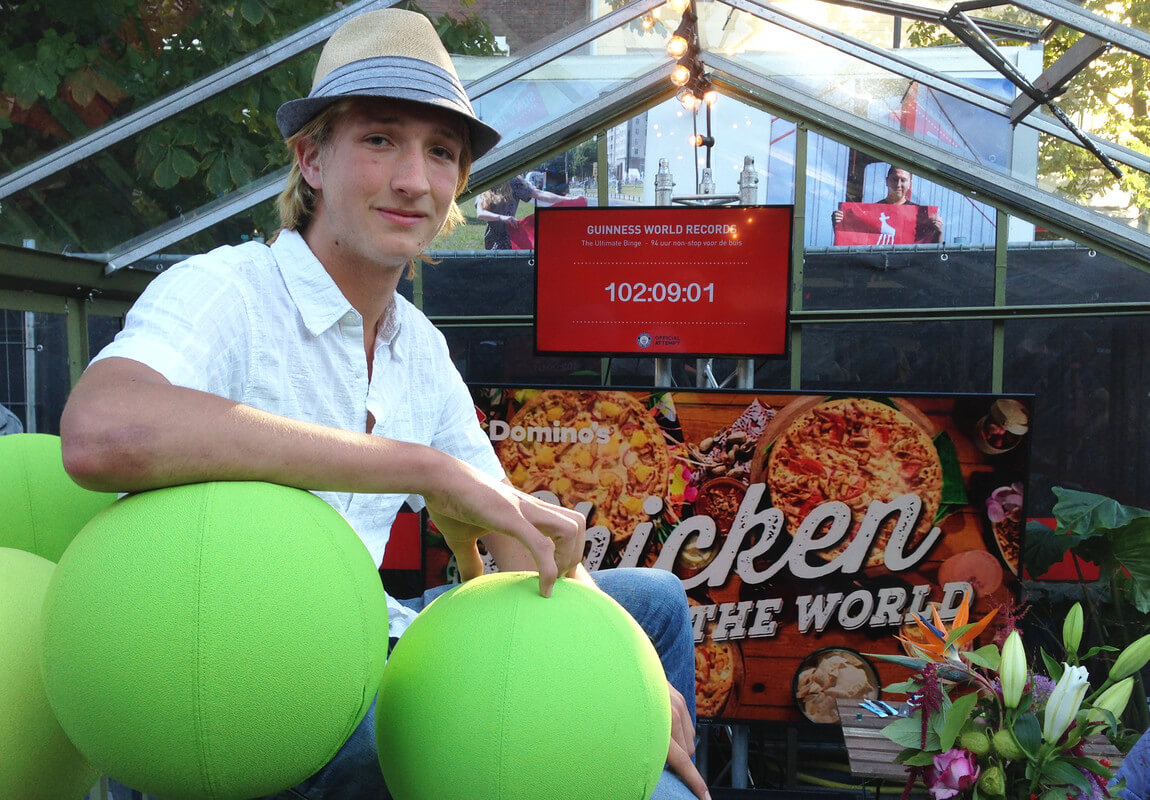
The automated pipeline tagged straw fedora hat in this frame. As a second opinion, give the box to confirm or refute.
[276,8,501,157]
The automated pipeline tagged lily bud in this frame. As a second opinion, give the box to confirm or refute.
[1109,634,1150,682]
[1000,631,1026,709]
[1043,663,1090,742]
[1091,676,1135,723]
[1063,603,1083,658]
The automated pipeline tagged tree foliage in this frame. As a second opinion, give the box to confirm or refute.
[906,1,1149,227]
[0,0,500,255]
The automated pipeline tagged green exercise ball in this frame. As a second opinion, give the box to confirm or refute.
[376,572,670,800]
[0,547,100,800]
[0,433,116,561]
[40,481,389,800]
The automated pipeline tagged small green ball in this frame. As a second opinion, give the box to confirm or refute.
[0,547,100,800]
[959,729,991,756]
[992,728,1024,760]
[978,765,1007,797]
[377,572,671,800]
[0,434,116,561]
[41,482,389,800]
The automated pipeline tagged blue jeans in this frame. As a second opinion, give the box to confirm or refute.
[111,568,698,800]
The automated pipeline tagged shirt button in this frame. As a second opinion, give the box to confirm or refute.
[343,312,357,324]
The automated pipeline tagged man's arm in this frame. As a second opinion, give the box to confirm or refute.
[61,357,584,596]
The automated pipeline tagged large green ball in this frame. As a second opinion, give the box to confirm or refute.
[0,433,116,561]
[0,547,100,800]
[41,481,389,800]
[377,572,670,800]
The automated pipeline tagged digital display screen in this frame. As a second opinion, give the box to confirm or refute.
[534,205,793,356]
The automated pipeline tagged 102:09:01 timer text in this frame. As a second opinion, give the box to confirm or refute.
[604,282,715,303]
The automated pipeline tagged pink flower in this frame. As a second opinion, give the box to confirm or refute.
[926,749,981,800]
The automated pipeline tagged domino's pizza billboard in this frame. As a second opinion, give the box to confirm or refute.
[423,389,1030,725]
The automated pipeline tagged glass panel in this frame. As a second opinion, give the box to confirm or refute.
[0,310,28,432]
[1004,316,1150,516]
[1,57,308,254]
[804,134,997,308]
[638,94,782,204]
[708,9,1019,172]
[801,321,993,393]
[767,2,902,48]
[1006,245,1150,305]
[419,253,535,317]
[440,325,601,385]
[1037,132,1150,228]
[88,314,124,364]
[469,27,665,144]
[0,310,69,434]
[0,4,327,173]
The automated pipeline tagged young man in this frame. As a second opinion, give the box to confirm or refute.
[61,9,707,800]
[832,165,944,242]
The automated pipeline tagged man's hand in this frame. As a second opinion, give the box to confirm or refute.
[666,681,709,799]
[424,471,585,597]
[929,213,943,234]
[831,209,844,227]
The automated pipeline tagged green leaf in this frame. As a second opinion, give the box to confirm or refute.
[883,715,940,751]
[1040,648,1064,682]
[900,751,937,767]
[933,433,967,506]
[1109,517,1150,613]
[240,0,265,25]
[169,147,199,179]
[153,154,179,189]
[1052,487,1150,536]
[939,692,979,751]
[206,156,232,196]
[1012,713,1042,758]
[1041,759,1092,793]
[1064,756,1113,780]
[966,644,1000,670]
[884,680,920,694]
[1023,519,1078,576]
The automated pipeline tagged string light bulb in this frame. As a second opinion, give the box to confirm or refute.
[671,63,692,86]
[666,0,691,13]
[679,90,700,111]
[666,33,689,58]
[641,12,655,31]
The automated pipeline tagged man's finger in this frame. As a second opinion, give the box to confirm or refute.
[667,737,710,800]
[668,684,695,758]
[519,529,558,597]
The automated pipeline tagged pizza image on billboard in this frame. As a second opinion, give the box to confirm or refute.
[425,389,1030,724]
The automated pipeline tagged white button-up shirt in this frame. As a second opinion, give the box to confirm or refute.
[94,229,504,635]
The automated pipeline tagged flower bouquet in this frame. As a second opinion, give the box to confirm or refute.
[872,596,1150,800]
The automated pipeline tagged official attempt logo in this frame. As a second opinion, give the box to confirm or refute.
[637,332,653,348]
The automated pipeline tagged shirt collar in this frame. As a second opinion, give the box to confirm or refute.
[271,229,354,337]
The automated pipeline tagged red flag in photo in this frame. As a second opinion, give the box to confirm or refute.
[833,202,939,246]
[509,196,589,250]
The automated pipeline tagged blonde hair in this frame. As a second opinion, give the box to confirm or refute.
[477,180,514,210]
[274,98,473,275]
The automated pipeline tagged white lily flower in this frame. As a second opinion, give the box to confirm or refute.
[1043,663,1090,742]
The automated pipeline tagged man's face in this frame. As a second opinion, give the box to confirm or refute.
[885,169,912,203]
[300,98,465,270]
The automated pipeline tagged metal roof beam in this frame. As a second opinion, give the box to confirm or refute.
[1009,0,1150,60]
[464,0,665,98]
[720,0,1150,176]
[0,0,396,201]
[707,51,1150,272]
[1008,33,1108,123]
[810,0,1043,41]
